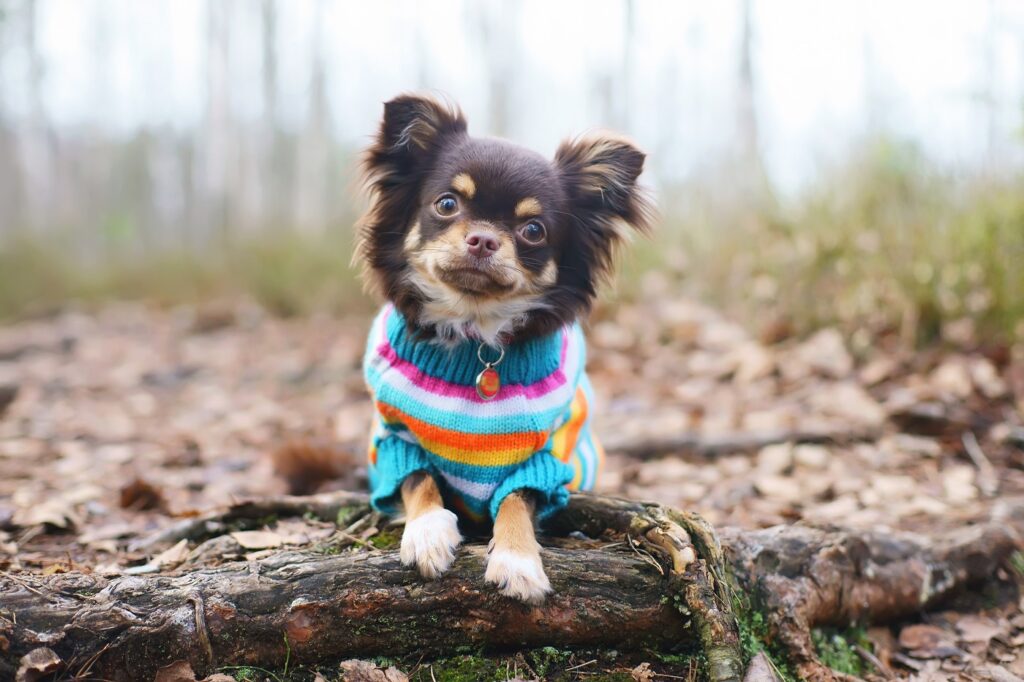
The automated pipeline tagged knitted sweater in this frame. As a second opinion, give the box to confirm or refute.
[363,305,603,521]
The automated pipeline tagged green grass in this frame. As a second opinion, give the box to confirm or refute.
[0,229,372,321]
[661,137,1024,346]
[3,135,1022,346]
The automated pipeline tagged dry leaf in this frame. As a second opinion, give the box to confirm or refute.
[956,616,1005,645]
[230,530,284,549]
[630,662,655,682]
[119,477,167,511]
[153,661,199,682]
[16,648,62,682]
[743,651,782,682]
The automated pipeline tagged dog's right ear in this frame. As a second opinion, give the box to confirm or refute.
[366,94,467,181]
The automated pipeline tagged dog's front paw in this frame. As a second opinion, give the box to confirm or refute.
[485,546,551,605]
[400,508,462,579]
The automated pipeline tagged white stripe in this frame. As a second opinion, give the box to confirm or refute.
[439,470,500,501]
[369,327,584,421]
[578,438,597,490]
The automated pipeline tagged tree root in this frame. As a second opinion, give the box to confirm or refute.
[722,509,1023,681]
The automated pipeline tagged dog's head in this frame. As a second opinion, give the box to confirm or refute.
[355,94,653,345]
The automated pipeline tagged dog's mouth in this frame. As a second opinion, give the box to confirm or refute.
[436,264,515,296]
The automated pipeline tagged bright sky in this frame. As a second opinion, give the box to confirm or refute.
[2,0,1023,192]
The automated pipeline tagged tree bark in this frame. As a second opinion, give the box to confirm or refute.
[1,543,688,681]
[1,493,1020,682]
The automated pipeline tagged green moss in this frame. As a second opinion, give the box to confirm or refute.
[528,646,572,678]
[367,528,401,549]
[729,577,799,682]
[408,655,506,682]
[218,665,282,682]
[811,627,871,677]
[335,505,366,528]
[1010,550,1024,578]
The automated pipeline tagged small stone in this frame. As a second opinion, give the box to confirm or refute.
[931,358,974,398]
[754,475,802,503]
[756,443,793,475]
[793,444,831,470]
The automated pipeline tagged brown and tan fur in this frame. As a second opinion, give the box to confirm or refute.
[355,93,652,603]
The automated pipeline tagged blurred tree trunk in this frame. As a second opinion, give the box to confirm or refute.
[735,0,769,205]
[18,0,52,234]
[259,0,281,233]
[475,1,515,137]
[0,2,23,234]
[294,0,330,234]
[198,0,233,249]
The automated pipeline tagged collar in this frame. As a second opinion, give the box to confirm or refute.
[383,306,564,386]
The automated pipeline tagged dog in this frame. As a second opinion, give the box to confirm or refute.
[355,94,652,604]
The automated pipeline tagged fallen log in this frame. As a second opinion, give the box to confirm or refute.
[1,493,1021,682]
[0,493,744,682]
[2,544,690,681]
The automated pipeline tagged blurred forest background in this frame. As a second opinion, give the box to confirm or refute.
[0,0,1023,344]
[4,4,1024,678]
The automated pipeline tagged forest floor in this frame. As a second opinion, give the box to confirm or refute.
[1,298,1023,681]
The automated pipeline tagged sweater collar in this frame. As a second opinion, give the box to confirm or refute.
[383,307,564,386]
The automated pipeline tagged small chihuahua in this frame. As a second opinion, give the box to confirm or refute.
[355,94,652,604]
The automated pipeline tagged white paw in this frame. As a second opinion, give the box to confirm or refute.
[485,548,551,605]
[400,508,462,579]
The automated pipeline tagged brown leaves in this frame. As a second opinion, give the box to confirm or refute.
[152,660,234,682]
[119,477,167,512]
[339,659,409,682]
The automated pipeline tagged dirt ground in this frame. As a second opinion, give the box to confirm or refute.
[2,297,1023,681]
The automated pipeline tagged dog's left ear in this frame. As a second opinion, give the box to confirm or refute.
[555,134,653,241]
[367,94,467,182]
[356,95,467,300]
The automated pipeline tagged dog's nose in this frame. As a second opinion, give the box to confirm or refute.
[465,231,500,258]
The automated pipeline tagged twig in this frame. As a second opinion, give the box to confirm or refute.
[603,427,877,460]
[854,644,894,680]
[962,431,998,496]
[626,534,665,575]
[564,658,597,672]
[189,590,214,665]
[0,570,58,601]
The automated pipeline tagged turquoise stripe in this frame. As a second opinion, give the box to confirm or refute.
[367,367,580,437]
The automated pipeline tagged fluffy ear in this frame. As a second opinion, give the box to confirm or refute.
[366,94,467,181]
[521,134,654,336]
[554,133,653,236]
[356,95,467,301]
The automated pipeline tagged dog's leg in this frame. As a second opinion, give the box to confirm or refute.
[485,490,551,604]
[399,471,462,579]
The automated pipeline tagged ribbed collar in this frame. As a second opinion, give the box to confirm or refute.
[384,309,564,386]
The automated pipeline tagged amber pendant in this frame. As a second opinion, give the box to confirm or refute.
[476,365,501,400]
[475,342,506,401]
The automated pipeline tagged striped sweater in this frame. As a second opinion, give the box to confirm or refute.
[363,305,603,521]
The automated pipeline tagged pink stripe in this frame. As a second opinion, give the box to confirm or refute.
[375,338,569,403]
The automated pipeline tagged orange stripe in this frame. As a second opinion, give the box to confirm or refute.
[549,387,588,463]
[376,402,549,466]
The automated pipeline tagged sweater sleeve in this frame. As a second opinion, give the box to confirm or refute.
[488,450,575,521]
[368,424,433,515]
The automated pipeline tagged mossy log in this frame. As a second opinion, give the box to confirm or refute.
[0,493,744,682]
[2,493,1021,682]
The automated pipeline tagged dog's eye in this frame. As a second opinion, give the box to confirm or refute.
[434,194,459,217]
[518,221,546,245]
